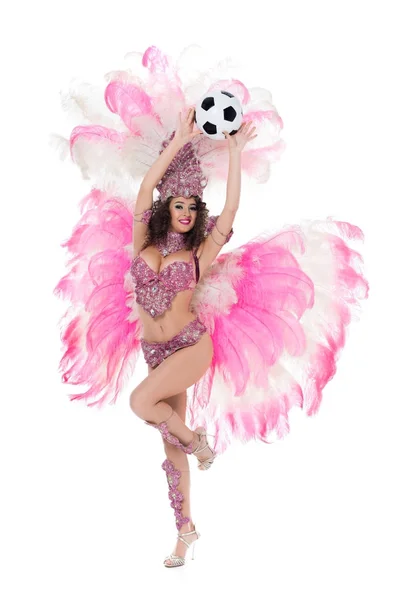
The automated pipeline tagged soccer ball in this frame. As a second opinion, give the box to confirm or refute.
[194,90,243,141]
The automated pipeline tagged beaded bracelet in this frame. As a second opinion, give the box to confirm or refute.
[214,219,230,238]
[134,209,152,224]
[210,230,225,246]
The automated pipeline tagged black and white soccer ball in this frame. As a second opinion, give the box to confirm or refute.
[194,90,243,140]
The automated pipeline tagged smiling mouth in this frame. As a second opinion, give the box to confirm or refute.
[179,219,191,223]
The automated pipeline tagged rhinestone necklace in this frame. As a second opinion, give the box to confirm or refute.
[155,230,188,257]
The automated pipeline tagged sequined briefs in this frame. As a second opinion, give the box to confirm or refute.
[141,317,207,368]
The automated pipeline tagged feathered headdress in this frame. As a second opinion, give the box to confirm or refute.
[156,134,208,202]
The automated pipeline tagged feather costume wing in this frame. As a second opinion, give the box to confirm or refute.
[189,219,369,453]
[54,189,142,408]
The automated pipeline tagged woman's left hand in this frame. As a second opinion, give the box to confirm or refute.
[223,121,257,153]
[174,107,203,147]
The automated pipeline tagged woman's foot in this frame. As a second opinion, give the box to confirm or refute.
[191,428,216,470]
[164,521,199,567]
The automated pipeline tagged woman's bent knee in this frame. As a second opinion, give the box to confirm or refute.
[129,389,147,415]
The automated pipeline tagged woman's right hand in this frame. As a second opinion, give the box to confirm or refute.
[173,107,203,146]
[223,121,257,154]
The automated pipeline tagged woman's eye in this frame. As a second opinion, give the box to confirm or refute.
[175,205,196,211]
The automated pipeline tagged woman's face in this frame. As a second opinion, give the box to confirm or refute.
[169,196,198,233]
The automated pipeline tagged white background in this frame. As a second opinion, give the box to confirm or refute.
[2,0,399,598]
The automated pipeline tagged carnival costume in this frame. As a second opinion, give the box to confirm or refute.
[53,46,368,564]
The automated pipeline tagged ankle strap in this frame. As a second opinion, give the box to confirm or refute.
[177,530,197,549]
[179,529,197,537]
[177,535,190,549]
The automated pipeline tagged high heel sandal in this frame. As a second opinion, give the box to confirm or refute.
[145,410,217,470]
[163,529,201,568]
[192,427,216,471]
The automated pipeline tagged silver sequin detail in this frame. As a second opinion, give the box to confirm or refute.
[156,137,208,202]
[140,318,207,368]
[156,231,187,257]
[130,257,196,318]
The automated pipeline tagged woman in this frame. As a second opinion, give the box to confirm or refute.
[129,107,256,567]
[54,44,368,571]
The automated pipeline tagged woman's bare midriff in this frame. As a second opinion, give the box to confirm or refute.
[138,289,199,343]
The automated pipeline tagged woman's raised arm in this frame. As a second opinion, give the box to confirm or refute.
[208,121,258,244]
[133,108,203,254]
[138,108,202,195]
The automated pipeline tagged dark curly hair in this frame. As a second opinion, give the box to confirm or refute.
[140,196,209,252]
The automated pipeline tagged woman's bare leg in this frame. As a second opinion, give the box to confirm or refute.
[130,332,214,463]
[149,382,197,565]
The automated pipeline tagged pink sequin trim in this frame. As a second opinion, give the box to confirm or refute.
[130,256,196,318]
[141,209,152,225]
[162,459,190,530]
[153,422,196,453]
[155,231,188,256]
[141,317,207,368]
[156,135,208,202]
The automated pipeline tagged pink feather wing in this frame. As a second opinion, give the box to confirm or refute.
[54,189,141,408]
[189,219,368,453]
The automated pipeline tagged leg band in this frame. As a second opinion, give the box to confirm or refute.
[145,408,199,455]
[162,459,190,531]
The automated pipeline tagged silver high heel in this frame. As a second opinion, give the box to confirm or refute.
[164,529,201,568]
[192,428,216,471]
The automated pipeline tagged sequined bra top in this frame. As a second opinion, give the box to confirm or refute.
[130,251,200,318]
